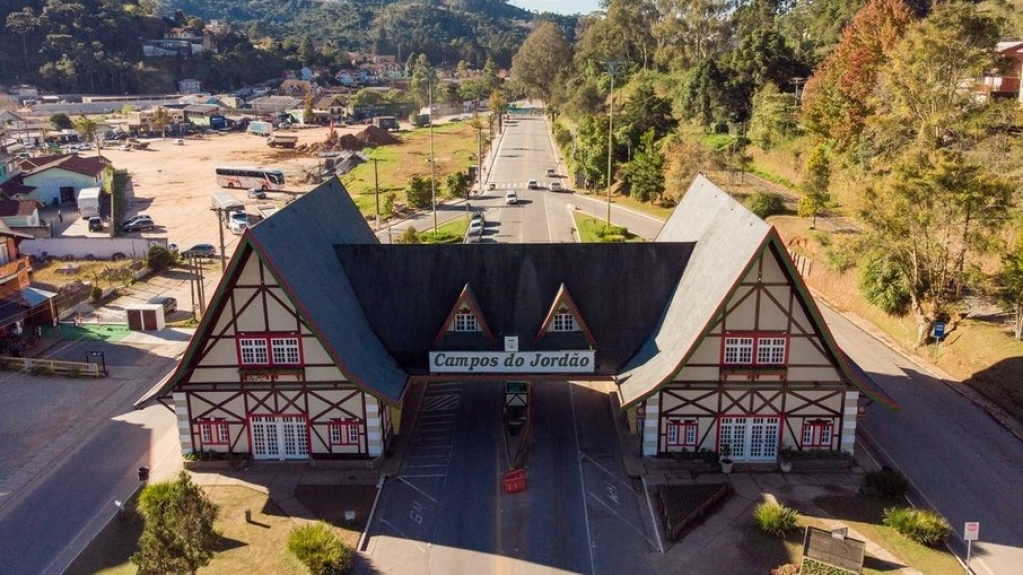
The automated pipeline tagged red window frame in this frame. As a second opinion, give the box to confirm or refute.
[235,332,304,367]
[721,333,790,366]
[801,419,833,448]
[329,418,361,446]
[198,419,230,446]
[666,419,698,448]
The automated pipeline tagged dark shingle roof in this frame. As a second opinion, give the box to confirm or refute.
[245,178,409,403]
[23,154,109,177]
[618,174,773,405]
[336,243,693,374]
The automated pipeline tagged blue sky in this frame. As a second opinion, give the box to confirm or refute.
[510,0,602,15]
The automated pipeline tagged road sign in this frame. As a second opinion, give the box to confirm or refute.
[964,522,980,541]
[933,321,946,339]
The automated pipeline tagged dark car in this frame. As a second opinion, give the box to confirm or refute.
[88,217,103,232]
[122,217,154,232]
[181,243,216,258]
[149,296,177,315]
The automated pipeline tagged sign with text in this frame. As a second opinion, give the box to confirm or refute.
[964,522,980,541]
[430,350,596,373]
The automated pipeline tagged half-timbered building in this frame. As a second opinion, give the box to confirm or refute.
[140,174,893,463]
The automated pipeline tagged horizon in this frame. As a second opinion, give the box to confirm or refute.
[510,0,601,15]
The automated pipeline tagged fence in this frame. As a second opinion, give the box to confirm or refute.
[0,356,105,377]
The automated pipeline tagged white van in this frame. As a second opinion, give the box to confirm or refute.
[211,192,245,213]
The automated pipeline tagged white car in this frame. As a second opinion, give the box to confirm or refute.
[549,182,563,192]
[229,219,248,235]
[505,190,518,205]
[545,167,557,177]
[527,180,539,190]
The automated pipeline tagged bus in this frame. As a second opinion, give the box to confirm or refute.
[214,166,286,190]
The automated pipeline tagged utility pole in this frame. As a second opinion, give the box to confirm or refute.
[374,158,380,230]
[476,115,483,198]
[212,207,227,271]
[604,60,621,228]
[429,75,437,234]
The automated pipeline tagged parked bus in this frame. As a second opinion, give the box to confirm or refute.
[214,166,286,190]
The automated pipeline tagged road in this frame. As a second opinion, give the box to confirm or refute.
[363,382,658,575]
[0,337,183,575]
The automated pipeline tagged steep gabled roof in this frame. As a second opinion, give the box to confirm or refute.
[0,199,40,217]
[618,174,896,409]
[336,243,693,373]
[22,154,109,178]
[141,178,408,407]
[433,283,496,345]
[533,283,596,347]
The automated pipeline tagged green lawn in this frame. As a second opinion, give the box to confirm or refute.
[572,212,646,243]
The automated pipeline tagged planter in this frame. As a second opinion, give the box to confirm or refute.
[720,459,734,474]
[779,460,793,473]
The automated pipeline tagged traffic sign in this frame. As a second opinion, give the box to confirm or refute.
[933,321,946,339]
[964,522,980,541]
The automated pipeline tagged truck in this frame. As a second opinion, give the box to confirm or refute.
[372,116,399,131]
[127,138,149,150]
[76,186,102,218]
[248,121,273,137]
[266,134,298,149]
[211,192,245,216]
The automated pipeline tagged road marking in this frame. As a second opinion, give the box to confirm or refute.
[569,384,597,575]
[580,452,636,491]
[397,477,439,504]
[585,489,658,548]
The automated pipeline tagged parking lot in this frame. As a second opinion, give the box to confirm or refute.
[47,125,352,313]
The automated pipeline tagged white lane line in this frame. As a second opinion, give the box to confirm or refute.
[397,477,439,504]
[585,489,658,548]
[569,385,597,575]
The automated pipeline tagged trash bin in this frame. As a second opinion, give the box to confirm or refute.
[137,466,150,482]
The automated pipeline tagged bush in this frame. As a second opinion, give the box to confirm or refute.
[770,564,799,575]
[753,501,799,537]
[90,285,103,304]
[863,467,909,499]
[745,192,785,219]
[882,507,951,546]
[147,244,175,272]
[858,250,911,316]
[287,522,353,575]
[802,557,855,574]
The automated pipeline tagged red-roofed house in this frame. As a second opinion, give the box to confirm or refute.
[0,199,42,228]
[20,154,109,207]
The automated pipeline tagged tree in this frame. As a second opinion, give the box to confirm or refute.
[617,80,676,147]
[860,149,1015,346]
[997,234,1023,340]
[651,0,732,73]
[132,471,218,575]
[747,83,794,151]
[408,53,437,108]
[288,522,353,575]
[72,115,98,148]
[150,107,171,138]
[303,95,315,124]
[677,59,731,128]
[5,8,38,68]
[405,175,433,208]
[623,129,664,202]
[50,112,73,130]
[863,2,1000,157]
[446,172,469,199]
[510,22,571,105]
[800,0,915,150]
[797,143,831,228]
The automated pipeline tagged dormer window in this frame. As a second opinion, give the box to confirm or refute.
[551,312,577,332]
[454,312,480,332]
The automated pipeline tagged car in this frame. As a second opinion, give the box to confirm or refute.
[247,188,267,199]
[505,190,518,205]
[173,138,184,146]
[122,214,151,227]
[228,210,249,226]
[229,219,249,235]
[87,217,103,232]
[549,181,563,192]
[470,211,484,225]
[78,143,91,150]
[181,243,216,258]
[118,144,132,151]
[545,167,557,177]
[466,220,484,242]
[122,216,154,232]
[527,179,539,190]
[149,296,177,315]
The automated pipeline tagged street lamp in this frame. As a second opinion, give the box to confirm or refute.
[604,60,621,227]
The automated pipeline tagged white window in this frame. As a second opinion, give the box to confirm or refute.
[198,419,229,445]
[802,420,833,448]
[239,338,268,365]
[329,419,360,446]
[551,313,577,332]
[271,337,300,364]
[723,337,754,364]
[757,337,787,364]
[666,419,698,448]
[454,313,479,332]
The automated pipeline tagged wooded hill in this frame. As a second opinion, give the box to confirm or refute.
[0,0,561,95]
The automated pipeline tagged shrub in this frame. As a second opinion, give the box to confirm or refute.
[802,557,855,574]
[770,564,799,575]
[287,522,353,575]
[147,244,175,272]
[863,467,909,499]
[858,250,911,316]
[90,285,103,304]
[753,501,799,537]
[882,507,951,546]
[745,192,784,219]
